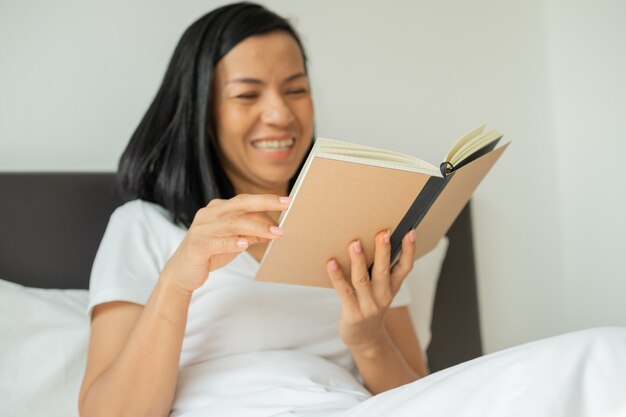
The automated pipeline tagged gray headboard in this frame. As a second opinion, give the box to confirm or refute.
[0,172,482,371]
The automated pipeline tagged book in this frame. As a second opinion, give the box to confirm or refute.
[255,124,510,288]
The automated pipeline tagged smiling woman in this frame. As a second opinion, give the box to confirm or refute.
[211,30,316,265]
[78,3,426,417]
[115,3,314,230]
[74,2,626,417]
[213,31,314,198]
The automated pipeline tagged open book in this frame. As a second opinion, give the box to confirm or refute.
[255,124,510,288]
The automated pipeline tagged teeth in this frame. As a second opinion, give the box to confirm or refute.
[252,138,295,151]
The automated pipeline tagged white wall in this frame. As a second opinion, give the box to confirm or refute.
[1,0,624,353]
[544,0,626,332]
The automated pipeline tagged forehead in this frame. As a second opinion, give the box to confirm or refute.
[215,31,305,81]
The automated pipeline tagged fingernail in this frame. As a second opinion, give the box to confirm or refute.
[236,239,248,248]
[409,229,416,242]
[383,229,391,244]
[279,196,291,204]
[328,259,339,271]
[353,240,362,253]
[270,226,283,235]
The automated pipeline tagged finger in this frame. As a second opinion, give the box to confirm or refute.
[194,216,284,242]
[188,235,251,261]
[348,240,378,315]
[239,211,281,228]
[326,259,360,314]
[390,229,416,295]
[370,229,393,304]
[199,194,291,221]
[244,236,271,246]
[222,212,277,238]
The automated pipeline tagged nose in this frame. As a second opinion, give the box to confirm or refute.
[260,93,295,127]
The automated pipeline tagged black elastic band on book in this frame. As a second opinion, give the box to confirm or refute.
[440,162,454,177]
[367,175,449,277]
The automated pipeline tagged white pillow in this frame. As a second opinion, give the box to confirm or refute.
[0,239,447,417]
[0,279,89,417]
[405,236,449,359]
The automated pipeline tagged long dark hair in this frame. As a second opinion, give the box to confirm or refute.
[117,2,312,228]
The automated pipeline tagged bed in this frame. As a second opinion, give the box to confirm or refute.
[0,172,484,416]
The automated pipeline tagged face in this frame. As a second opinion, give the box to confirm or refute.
[213,30,314,196]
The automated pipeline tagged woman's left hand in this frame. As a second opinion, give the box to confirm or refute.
[326,228,416,352]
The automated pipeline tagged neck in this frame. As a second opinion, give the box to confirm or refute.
[221,161,289,197]
[232,181,288,197]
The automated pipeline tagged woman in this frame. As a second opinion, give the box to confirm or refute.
[79,3,427,417]
[79,3,626,417]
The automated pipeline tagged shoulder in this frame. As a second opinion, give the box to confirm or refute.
[88,200,185,313]
[111,199,172,224]
[108,199,185,235]
[98,199,187,264]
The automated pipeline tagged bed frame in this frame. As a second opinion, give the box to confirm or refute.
[0,172,483,371]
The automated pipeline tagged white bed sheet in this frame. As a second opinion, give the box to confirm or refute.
[2,275,624,417]
[175,327,626,417]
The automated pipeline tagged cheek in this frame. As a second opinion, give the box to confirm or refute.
[216,105,257,153]
[217,105,249,137]
[295,98,315,134]
[215,106,245,163]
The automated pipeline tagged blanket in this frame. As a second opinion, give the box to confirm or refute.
[173,327,626,417]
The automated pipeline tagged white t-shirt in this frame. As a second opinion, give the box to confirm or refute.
[88,199,412,416]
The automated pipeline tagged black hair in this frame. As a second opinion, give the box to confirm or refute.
[117,2,312,228]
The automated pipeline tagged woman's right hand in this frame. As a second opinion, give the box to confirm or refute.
[161,194,291,293]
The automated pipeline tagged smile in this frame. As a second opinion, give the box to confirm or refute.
[251,138,295,152]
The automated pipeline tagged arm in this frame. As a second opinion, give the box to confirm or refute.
[79,275,191,417]
[384,307,429,376]
[347,307,429,394]
[79,194,291,417]
[326,229,428,395]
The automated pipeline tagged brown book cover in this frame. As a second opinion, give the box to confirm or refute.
[255,129,509,288]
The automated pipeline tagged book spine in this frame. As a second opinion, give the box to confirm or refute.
[387,174,451,268]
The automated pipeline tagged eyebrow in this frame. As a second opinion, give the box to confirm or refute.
[226,72,307,85]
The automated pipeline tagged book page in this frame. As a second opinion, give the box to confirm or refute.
[451,129,503,167]
[415,143,510,258]
[443,124,486,163]
[315,137,440,176]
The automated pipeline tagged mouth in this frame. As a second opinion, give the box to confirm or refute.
[250,136,296,159]
[251,137,295,151]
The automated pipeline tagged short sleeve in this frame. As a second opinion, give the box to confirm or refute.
[86,200,166,317]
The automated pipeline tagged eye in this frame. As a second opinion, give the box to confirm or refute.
[286,88,308,95]
[235,93,259,100]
